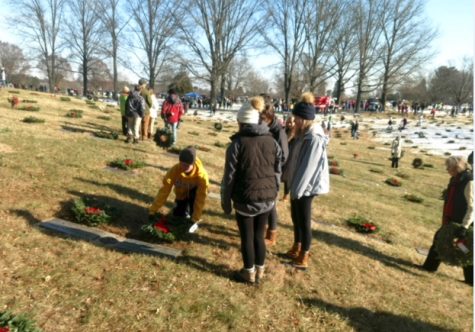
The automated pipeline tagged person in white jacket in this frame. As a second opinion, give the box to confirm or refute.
[149,88,159,136]
[285,92,330,270]
[391,136,402,168]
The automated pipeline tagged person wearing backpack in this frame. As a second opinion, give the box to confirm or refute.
[161,88,184,146]
[125,85,145,144]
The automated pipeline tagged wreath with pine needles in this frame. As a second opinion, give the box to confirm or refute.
[435,223,473,267]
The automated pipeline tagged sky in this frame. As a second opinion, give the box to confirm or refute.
[0,0,473,87]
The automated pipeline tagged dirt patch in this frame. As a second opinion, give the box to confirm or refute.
[0,143,15,153]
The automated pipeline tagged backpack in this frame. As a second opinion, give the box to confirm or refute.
[167,93,180,105]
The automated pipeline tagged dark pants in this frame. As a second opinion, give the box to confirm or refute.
[290,195,315,252]
[121,116,128,136]
[423,226,473,285]
[267,203,278,231]
[236,210,270,269]
[391,157,399,168]
[173,188,196,219]
[283,181,290,197]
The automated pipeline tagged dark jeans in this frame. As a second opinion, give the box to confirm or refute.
[267,203,278,231]
[391,157,399,168]
[423,226,473,285]
[283,181,290,197]
[236,210,270,269]
[290,195,315,252]
[173,188,197,218]
[121,116,128,136]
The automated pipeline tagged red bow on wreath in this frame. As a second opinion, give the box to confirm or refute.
[154,215,170,233]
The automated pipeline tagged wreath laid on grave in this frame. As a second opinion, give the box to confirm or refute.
[329,167,344,175]
[423,163,434,168]
[368,146,376,149]
[195,145,211,152]
[340,142,347,145]
[214,141,230,148]
[89,105,100,109]
[98,115,111,121]
[22,99,38,103]
[404,194,424,203]
[71,197,120,227]
[444,152,452,156]
[7,95,19,108]
[396,172,409,179]
[188,131,200,136]
[353,153,359,158]
[328,161,339,167]
[94,130,118,140]
[412,158,423,168]
[193,110,198,116]
[60,97,71,102]
[0,310,41,332]
[19,106,40,112]
[30,92,39,96]
[385,177,402,187]
[347,215,380,233]
[370,168,384,173]
[418,132,426,138]
[66,110,83,118]
[7,90,20,94]
[23,116,45,123]
[208,132,218,136]
[167,146,181,154]
[86,100,95,105]
[110,158,145,170]
[141,214,194,242]
[214,123,223,131]
[153,128,174,149]
[435,223,473,267]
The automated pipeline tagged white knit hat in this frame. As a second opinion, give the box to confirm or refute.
[236,102,260,124]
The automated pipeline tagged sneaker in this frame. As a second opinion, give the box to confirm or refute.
[125,138,132,143]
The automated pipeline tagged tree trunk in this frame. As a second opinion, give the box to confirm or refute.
[380,74,389,113]
[355,74,363,113]
[112,41,118,99]
[83,58,88,96]
[335,75,343,105]
[220,74,226,108]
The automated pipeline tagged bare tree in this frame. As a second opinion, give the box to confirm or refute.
[379,0,437,110]
[225,56,253,97]
[11,0,67,92]
[328,6,359,104]
[95,0,130,99]
[64,0,104,95]
[88,57,113,90]
[0,41,31,78]
[38,55,72,87]
[243,71,271,96]
[429,57,473,105]
[302,0,345,92]
[353,0,384,112]
[177,0,265,105]
[128,0,182,88]
[262,0,308,103]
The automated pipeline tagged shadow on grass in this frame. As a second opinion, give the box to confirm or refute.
[301,298,448,332]
[10,209,42,227]
[176,254,233,278]
[278,223,421,276]
[60,124,94,134]
[75,178,154,203]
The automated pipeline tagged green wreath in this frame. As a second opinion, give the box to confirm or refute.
[153,128,173,149]
[435,223,473,267]
[214,123,223,131]
[412,158,423,168]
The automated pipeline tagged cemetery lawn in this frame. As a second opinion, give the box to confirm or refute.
[0,89,473,331]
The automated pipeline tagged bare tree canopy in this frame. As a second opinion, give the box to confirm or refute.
[379,0,438,110]
[177,0,265,104]
[262,0,308,102]
[0,41,31,77]
[38,55,72,87]
[128,0,182,88]
[11,0,67,92]
[64,0,104,95]
[353,0,384,111]
[301,0,345,92]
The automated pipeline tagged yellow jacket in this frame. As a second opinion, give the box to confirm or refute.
[149,158,209,222]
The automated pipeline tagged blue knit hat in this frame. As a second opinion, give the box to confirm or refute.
[292,102,315,120]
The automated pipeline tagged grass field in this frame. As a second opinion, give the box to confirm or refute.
[0,89,473,331]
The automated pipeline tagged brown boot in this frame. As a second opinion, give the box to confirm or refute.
[292,252,309,270]
[233,268,256,284]
[282,194,289,201]
[264,229,277,247]
[255,266,265,284]
[286,243,301,259]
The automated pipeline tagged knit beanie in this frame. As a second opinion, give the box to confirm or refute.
[292,92,316,120]
[179,146,196,165]
[236,96,264,124]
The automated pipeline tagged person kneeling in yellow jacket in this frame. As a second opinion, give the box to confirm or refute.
[149,146,209,222]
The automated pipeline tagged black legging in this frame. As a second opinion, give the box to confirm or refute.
[391,157,399,168]
[290,195,315,252]
[283,181,290,196]
[236,211,270,269]
[267,203,278,231]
